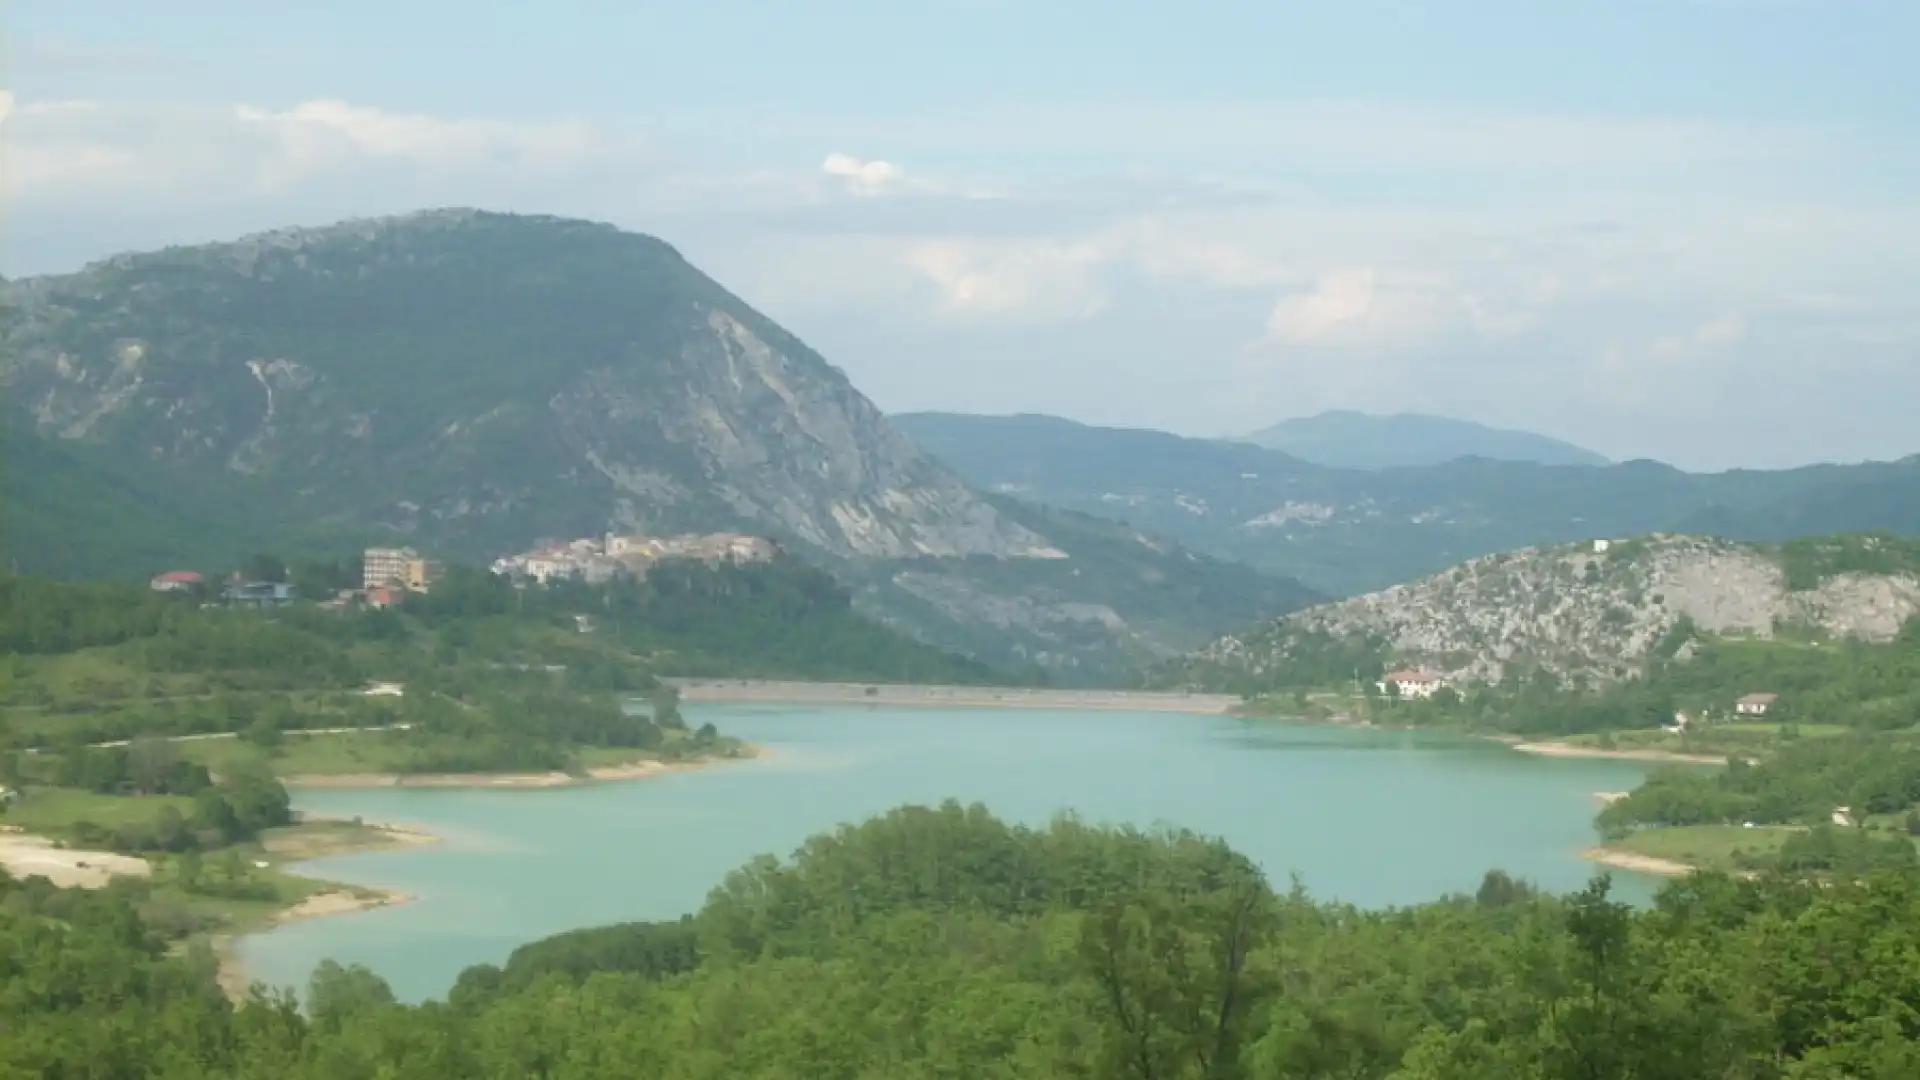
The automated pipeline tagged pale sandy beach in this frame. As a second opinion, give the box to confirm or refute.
[282,747,764,790]
[0,829,152,888]
[1579,845,1696,878]
[671,679,1241,714]
[1506,739,1735,765]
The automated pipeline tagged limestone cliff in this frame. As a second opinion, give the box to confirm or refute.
[1186,534,1920,688]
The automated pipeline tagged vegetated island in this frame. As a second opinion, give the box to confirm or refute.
[0,548,1009,959]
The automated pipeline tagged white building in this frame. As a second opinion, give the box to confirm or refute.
[522,553,577,584]
[1735,693,1778,716]
[363,547,418,591]
[1378,670,1445,700]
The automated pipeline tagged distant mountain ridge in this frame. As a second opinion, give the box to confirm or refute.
[892,412,1920,596]
[0,212,1317,682]
[1238,409,1610,469]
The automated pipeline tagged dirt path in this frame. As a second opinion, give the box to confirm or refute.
[0,831,151,888]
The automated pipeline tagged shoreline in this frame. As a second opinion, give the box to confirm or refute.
[1578,844,1697,878]
[670,679,1240,714]
[216,817,436,999]
[281,745,765,790]
[1502,738,1735,765]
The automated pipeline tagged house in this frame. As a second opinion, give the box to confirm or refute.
[1735,693,1778,717]
[365,586,401,609]
[149,570,204,593]
[223,581,296,608]
[1378,670,1445,700]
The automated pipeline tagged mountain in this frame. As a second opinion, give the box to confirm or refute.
[891,412,1920,596]
[1239,409,1610,469]
[4,210,1043,563]
[842,496,1323,684]
[1174,533,1920,693]
[0,212,1317,681]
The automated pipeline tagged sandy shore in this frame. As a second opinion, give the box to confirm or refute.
[1505,739,1735,765]
[1579,845,1697,878]
[0,830,152,888]
[216,886,415,999]
[671,679,1241,714]
[281,746,764,790]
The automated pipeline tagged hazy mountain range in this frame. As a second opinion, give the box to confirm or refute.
[1236,409,1611,469]
[892,412,1920,596]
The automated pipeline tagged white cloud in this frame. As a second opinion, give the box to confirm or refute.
[2,90,1915,469]
[821,152,906,195]
[1265,268,1380,342]
[902,238,1111,322]
[0,95,613,206]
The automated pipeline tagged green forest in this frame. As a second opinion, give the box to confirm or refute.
[7,802,1920,1078]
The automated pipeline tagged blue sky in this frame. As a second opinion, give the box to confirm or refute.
[6,0,1918,468]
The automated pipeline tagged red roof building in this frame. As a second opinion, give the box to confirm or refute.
[149,571,205,593]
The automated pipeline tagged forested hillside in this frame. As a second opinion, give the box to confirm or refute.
[6,803,1920,1077]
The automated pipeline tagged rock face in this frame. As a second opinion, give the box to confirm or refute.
[1,209,1045,561]
[1189,535,1920,687]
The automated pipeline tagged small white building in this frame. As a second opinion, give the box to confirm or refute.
[1735,693,1778,717]
[1378,670,1445,700]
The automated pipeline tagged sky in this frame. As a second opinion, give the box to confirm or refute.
[5,0,1918,471]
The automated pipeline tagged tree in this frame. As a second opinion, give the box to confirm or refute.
[241,553,290,584]
[307,960,397,1033]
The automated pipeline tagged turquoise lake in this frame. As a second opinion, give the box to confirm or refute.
[240,705,1660,1002]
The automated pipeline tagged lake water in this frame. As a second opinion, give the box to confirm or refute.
[241,705,1659,1002]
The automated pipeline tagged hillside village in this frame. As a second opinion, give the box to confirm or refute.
[490,533,781,585]
[144,532,784,610]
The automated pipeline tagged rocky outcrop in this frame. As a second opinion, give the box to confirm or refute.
[1190,534,1920,687]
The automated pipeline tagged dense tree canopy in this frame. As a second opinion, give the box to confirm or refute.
[7,803,1920,1078]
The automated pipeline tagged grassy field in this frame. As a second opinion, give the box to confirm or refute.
[182,730,418,777]
[1,788,197,834]
[1612,824,1799,873]
[1559,723,1853,757]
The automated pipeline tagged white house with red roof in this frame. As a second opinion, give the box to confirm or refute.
[1378,669,1446,700]
[149,571,204,593]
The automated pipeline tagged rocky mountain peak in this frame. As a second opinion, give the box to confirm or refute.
[1,210,1045,561]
